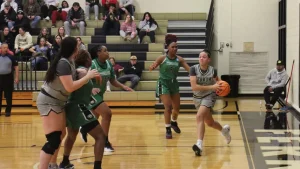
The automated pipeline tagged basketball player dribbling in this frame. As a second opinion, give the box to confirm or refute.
[189,50,231,156]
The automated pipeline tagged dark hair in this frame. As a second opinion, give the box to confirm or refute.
[165,34,177,47]
[72,2,80,7]
[75,50,91,68]
[61,0,69,8]
[44,37,78,83]
[76,37,84,45]
[201,49,211,58]
[142,12,158,28]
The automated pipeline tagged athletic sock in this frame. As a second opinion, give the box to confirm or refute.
[165,124,171,127]
[196,139,203,149]
[62,155,70,165]
[171,118,177,122]
[94,161,102,169]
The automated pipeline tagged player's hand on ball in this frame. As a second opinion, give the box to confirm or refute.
[92,88,100,95]
[212,83,221,91]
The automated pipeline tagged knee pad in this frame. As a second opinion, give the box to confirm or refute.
[41,131,62,155]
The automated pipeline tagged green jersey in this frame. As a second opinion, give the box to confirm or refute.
[68,67,93,105]
[91,59,115,95]
[159,55,181,80]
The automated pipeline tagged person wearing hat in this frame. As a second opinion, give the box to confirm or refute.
[117,55,142,89]
[12,10,31,33]
[0,2,17,30]
[264,60,289,109]
[0,0,18,12]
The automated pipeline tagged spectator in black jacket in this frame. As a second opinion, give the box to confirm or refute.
[102,4,120,35]
[0,27,14,51]
[0,2,16,30]
[117,55,142,90]
[12,10,30,34]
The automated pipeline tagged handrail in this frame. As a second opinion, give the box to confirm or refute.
[205,0,215,51]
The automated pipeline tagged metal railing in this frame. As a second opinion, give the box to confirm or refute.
[205,0,215,51]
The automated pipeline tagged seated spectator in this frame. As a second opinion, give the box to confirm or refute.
[138,12,158,44]
[49,34,61,61]
[264,60,289,110]
[76,37,86,50]
[117,55,142,90]
[57,26,68,39]
[36,27,53,46]
[23,0,41,28]
[120,14,136,41]
[51,0,70,28]
[0,0,18,12]
[29,37,48,70]
[101,0,117,20]
[12,10,31,34]
[0,27,15,51]
[85,0,99,20]
[0,2,16,30]
[41,0,59,21]
[106,56,123,91]
[64,2,86,36]
[102,4,120,35]
[118,0,134,20]
[14,27,33,60]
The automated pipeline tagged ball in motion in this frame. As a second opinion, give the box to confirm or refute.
[216,80,230,97]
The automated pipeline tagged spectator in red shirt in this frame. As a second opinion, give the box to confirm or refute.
[101,0,117,20]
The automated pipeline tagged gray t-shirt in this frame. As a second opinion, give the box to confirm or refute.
[189,64,217,98]
[42,58,76,101]
[0,54,18,75]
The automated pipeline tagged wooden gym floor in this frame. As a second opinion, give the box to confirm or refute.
[0,98,299,169]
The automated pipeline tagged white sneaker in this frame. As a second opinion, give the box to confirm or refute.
[95,17,98,20]
[106,86,111,92]
[48,164,58,169]
[45,16,50,21]
[222,125,231,144]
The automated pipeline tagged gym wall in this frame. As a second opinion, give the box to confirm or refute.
[287,0,300,111]
[212,0,279,94]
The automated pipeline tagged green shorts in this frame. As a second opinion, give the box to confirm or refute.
[65,102,97,129]
[156,79,179,96]
[88,93,104,110]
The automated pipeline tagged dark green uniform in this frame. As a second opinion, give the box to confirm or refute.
[88,59,115,110]
[65,67,97,129]
[156,55,181,96]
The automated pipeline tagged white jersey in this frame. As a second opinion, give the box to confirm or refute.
[189,64,217,99]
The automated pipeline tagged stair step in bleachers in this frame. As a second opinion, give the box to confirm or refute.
[37,20,169,29]
[88,43,164,52]
[32,91,156,102]
[32,35,166,44]
[87,13,206,21]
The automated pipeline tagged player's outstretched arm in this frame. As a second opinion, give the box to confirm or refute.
[149,55,165,71]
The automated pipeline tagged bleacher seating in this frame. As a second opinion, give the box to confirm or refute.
[12,12,207,105]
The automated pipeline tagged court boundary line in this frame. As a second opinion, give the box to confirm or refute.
[238,111,256,169]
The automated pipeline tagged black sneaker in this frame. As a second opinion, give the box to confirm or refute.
[59,162,74,169]
[192,144,202,156]
[166,127,172,139]
[5,113,11,117]
[80,127,88,143]
[171,121,181,133]
[105,141,115,152]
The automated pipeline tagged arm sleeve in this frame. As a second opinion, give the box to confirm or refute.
[149,23,157,31]
[265,70,271,84]
[56,59,72,76]
[189,66,196,76]
[123,0,133,6]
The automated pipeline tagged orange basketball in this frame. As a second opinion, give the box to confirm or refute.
[216,80,231,97]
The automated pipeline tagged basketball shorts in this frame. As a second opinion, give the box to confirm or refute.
[193,93,217,110]
[156,79,179,96]
[87,93,104,110]
[36,92,66,116]
[65,102,97,129]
